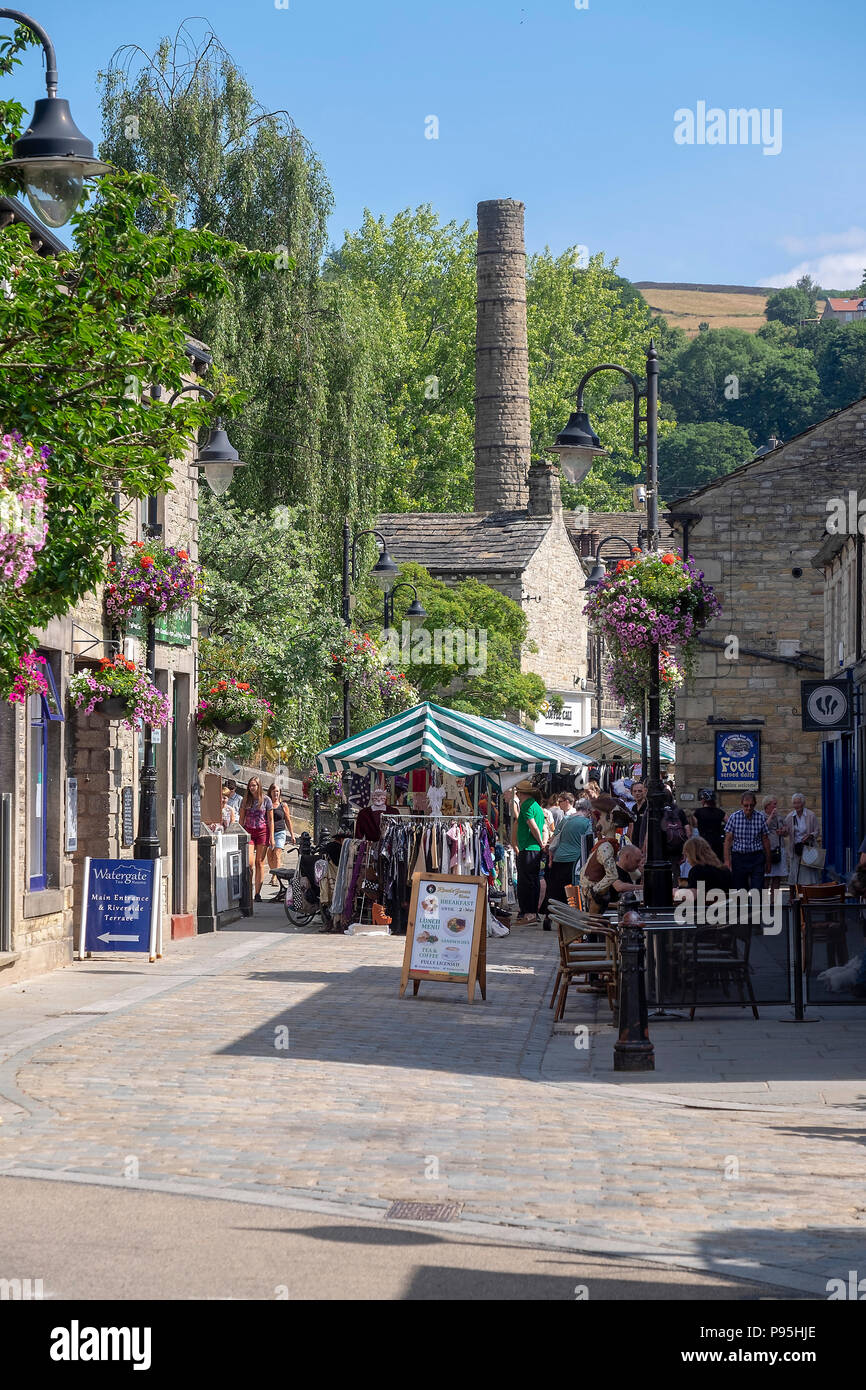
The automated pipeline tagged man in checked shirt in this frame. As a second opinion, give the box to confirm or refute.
[723,791,772,891]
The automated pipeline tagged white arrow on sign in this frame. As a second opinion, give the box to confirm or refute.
[96,932,140,944]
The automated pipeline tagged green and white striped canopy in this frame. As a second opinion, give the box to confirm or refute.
[316,702,587,778]
[571,726,676,764]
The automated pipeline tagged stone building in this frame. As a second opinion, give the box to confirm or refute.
[0,202,206,982]
[669,395,866,816]
[810,519,866,874]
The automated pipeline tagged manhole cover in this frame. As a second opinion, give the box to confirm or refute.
[386,1201,462,1223]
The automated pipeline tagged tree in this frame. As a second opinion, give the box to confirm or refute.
[765,286,814,326]
[0,29,267,696]
[658,422,755,502]
[811,319,866,411]
[358,561,546,720]
[326,206,476,512]
[99,20,386,569]
[526,248,672,511]
[660,325,822,444]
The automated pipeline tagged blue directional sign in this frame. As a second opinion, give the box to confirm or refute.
[80,858,160,957]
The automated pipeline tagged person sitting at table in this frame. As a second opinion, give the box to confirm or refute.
[680,835,733,897]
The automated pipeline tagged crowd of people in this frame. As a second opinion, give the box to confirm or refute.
[509,777,826,926]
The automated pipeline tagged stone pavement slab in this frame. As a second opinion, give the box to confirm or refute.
[0,903,864,1295]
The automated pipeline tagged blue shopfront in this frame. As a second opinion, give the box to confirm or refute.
[818,671,865,879]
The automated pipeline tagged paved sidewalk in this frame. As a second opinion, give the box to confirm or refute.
[0,904,863,1296]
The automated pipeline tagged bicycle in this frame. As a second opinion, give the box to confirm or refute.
[273,841,330,928]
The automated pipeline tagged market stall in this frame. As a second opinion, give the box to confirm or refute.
[315,702,588,934]
[569,726,675,789]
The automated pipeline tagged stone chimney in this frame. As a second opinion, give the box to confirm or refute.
[474,199,531,513]
[527,460,562,519]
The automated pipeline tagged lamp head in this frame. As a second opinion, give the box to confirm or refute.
[1,98,110,227]
[370,546,399,591]
[551,409,607,485]
[196,423,246,495]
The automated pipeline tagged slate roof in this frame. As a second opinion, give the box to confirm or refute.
[564,510,646,556]
[377,511,551,573]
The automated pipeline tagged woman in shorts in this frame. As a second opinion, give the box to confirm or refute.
[267,784,295,888]
[239,777,274,902]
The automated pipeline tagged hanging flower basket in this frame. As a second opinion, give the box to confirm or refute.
[329,629,380,683]
[68,656,172,731]
[0,432,49,590]
[584,550,720,730]
[196,679,272,737]
[6,650,48,704]
[106,539,202,624]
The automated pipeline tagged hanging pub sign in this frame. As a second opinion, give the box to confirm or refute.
[78,857,162,961]
[400,872,487,1003]
[714,730,760,792]
[800,679,853,733]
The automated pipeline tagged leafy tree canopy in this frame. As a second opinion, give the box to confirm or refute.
[765,286,814,326]
[99,20,386,579]
[0,19,269,690]
[658,421,755,503]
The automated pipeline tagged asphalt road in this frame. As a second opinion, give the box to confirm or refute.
[0,1177,808,1301]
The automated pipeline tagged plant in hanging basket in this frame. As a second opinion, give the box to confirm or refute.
[329,629,381,683]
[379,666,418,714]
[196,678,272,736]
[0,432,49,590]
[6,650,48,704]
[68,655,172,730]
[585,550,720,730]
[105,539,202,624]
[304,770,343,802]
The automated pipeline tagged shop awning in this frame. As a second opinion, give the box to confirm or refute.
[316,702,586,777]
[570,727,675,764]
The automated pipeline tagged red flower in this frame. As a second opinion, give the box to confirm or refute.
[177,550,189,560]
[660,553,677,565]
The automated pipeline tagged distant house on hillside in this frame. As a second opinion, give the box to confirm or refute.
[821,297,866,323]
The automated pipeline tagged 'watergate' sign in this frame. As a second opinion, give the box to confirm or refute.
[78,858,161,961]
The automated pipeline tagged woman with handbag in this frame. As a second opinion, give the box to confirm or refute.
[762,795,788,896]
[785,793,823,887]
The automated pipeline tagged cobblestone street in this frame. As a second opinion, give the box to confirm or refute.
[1,905,863,1297]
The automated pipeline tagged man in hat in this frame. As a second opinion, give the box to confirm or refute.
[579,793,638,915]
[511,778,545,925]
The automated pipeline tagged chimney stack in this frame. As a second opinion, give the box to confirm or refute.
[474,199,531,514]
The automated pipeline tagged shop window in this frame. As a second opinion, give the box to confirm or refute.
[27,655,63,893]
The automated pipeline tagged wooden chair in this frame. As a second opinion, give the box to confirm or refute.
[548,903,618,1018]
[682,924,759,1020]
[800,882,848,974]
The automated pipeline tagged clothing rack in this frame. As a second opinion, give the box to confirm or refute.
[380,814,485,824]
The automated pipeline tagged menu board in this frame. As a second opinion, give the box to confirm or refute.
[400,872,487,1003]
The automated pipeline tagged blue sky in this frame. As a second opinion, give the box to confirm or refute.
[4,0,865,286]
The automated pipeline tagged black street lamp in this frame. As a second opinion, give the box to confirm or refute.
[583,534,634,736]
[384,581,427,633]
[133,387,246,860]
[553,341,672,910]
[0,9,109,227]
[340,523,397,739]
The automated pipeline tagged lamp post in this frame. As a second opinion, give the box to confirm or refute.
[340,523,399,739]
[0,9,110,227]
[133,390,246,859]
[553,341,671,910]
[384,580,427,634]
[583,534,634,736]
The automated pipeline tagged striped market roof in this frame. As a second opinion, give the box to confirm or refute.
[570,727,676,763]
[317,702,587,777]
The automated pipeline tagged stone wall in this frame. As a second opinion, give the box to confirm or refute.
[474,199,531,514]
[672,397,866,814]
[0,429,202,985]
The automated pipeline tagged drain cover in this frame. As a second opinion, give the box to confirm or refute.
[386,1200,462,1223]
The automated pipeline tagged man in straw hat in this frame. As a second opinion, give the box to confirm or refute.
[510,777,546,925]
[579,793,641,916]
